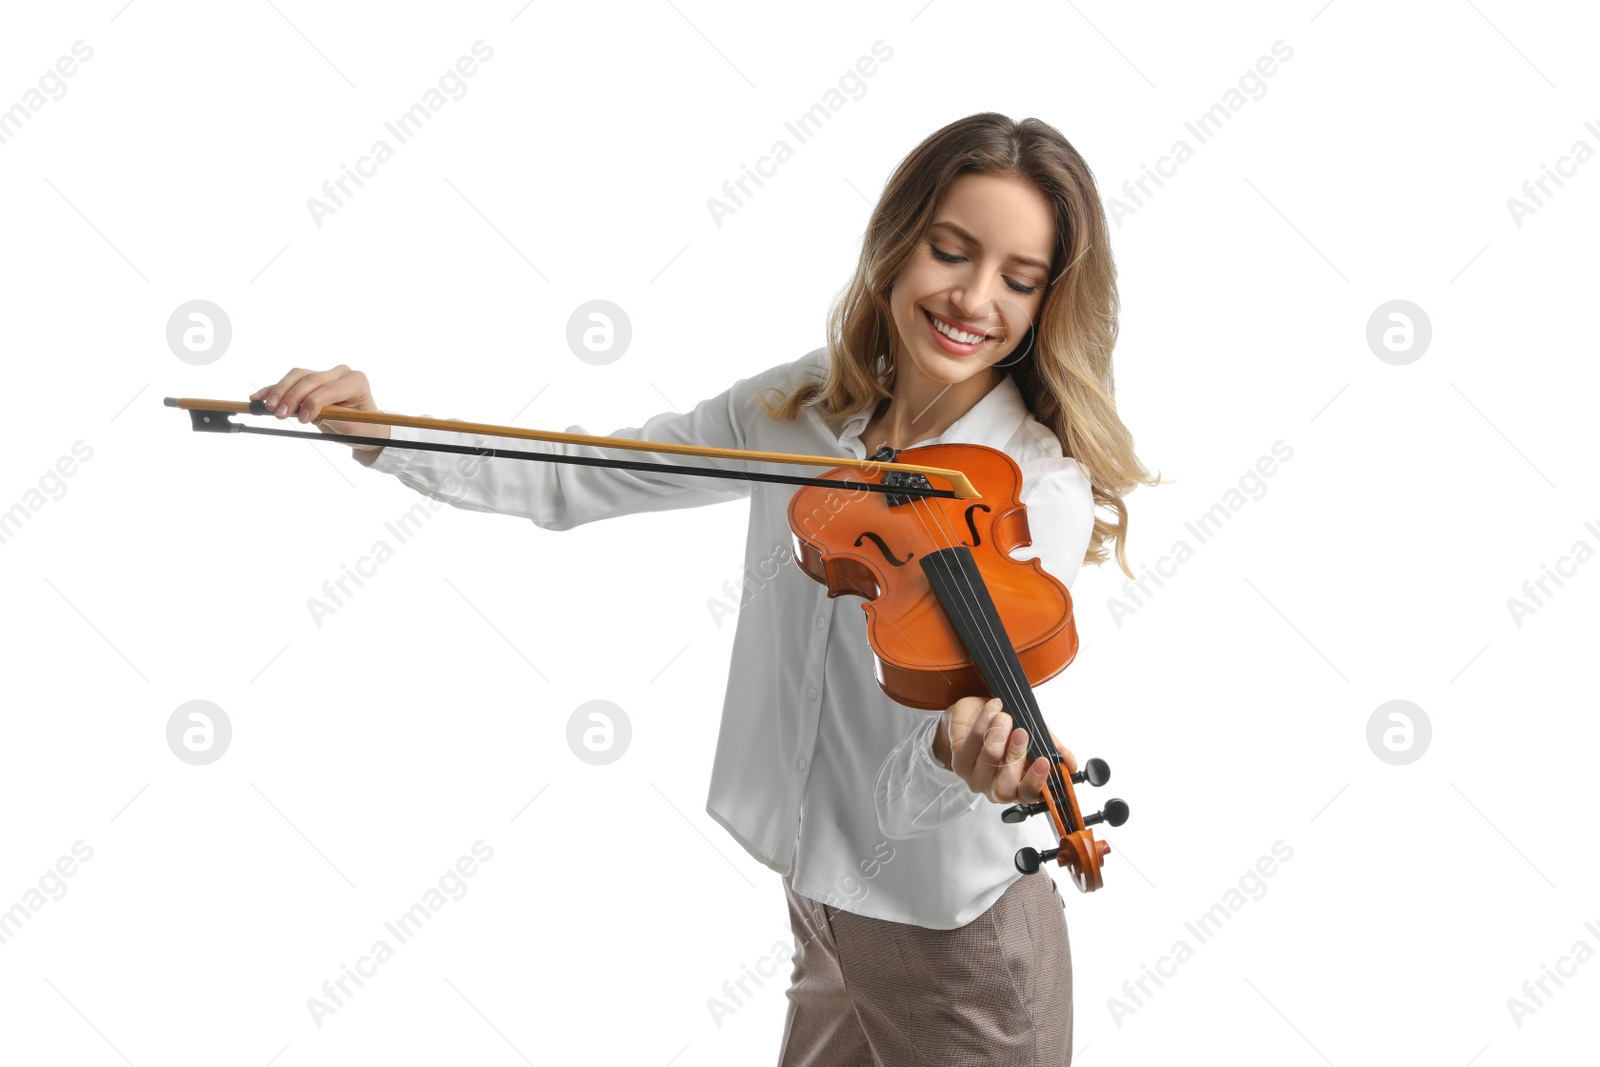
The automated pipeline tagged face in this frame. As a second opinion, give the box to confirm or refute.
[887,171,1056,389]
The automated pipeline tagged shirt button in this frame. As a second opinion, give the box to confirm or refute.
[796,757,808,771]
[815,615,826,630]
[806,686,818,700]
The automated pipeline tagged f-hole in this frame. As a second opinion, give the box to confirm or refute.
[855,531,910,567]
[963,503,991,546]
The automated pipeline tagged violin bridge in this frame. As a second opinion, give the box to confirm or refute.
[868,445,929,507]
[884,473,932,508]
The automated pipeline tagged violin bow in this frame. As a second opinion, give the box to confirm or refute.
[164,397,980,501]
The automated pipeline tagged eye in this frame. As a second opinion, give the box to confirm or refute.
[930,243,1041,296]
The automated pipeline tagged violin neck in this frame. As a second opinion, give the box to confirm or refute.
[919,546,1074,823]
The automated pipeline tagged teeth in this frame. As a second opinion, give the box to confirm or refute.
[930,314,987,345]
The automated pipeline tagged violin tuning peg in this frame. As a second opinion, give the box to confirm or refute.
[1083,798,1129,828]
[1071,758,1110,788]
[1014,845,1060,875]
[1000,802,1049,824]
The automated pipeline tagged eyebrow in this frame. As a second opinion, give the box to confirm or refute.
[928,220,1052,272]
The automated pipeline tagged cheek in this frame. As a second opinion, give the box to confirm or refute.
[888,274,925,329]
[893,255,947,305]
[992,294,1041,338]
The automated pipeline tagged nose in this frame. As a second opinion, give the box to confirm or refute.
[949,269,1005,328]
[947,268,1011,331]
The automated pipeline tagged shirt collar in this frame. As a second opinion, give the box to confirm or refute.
[835,373,1030,457]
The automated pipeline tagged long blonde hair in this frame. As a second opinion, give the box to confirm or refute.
[758,112,1159,578]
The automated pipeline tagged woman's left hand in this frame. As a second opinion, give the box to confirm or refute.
[933,696,1077,805]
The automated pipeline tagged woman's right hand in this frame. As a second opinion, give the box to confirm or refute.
[250,366,390,451]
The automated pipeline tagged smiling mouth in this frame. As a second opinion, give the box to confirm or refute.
[923,308,999,349]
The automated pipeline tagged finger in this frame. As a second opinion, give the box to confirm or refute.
[969,712,1013,795]
[301,371,373,425]
[953,698,1000,777]
[937,696,984,769]
[987,728,1031,803]
[938,698,969,769]
[280,366,350,422]
[1050,736,1077,777]
[978,712,1014,770]
[1017,757,1052,804]
[952,708,991,779]
[256,369,320,416]
[945,695,987,752]
[253,368,316,416]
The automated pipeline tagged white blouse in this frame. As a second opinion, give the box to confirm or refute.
[357,348,1097,928]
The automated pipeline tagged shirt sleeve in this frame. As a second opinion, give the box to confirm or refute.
[874,711,985,839]
[873,447,1097,840]
[352,376,759,530]
[1010,449,1097,587]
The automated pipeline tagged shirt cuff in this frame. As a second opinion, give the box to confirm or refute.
[909,711,969,788]
[351,418,424,474]
[874,713,984,840]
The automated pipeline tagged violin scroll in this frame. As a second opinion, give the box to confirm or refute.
[1004,754,1128,892]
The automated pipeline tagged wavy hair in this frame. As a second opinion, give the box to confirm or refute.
[758,112,1160,577]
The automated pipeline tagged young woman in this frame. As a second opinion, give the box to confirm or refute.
[253,112,1155,1066]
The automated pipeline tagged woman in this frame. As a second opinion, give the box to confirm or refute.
[253,112,1156,1066]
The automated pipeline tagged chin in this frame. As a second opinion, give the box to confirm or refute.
[908,345,996,385]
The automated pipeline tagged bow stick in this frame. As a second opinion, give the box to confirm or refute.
[164,397,980,501]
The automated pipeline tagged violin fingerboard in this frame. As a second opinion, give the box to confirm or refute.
[919,547,1072,821]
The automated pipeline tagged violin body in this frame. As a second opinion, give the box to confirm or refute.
[787,443,1078,710]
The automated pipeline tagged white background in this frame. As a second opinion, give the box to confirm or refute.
[1,1,1596,1064]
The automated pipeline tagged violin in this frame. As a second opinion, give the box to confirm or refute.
[790,442,1128,892]
[165,396,1128,890]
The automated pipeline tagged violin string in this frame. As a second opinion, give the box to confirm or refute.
[904,492,1072,820]
[919,493,1073,821]
[897,483,1072,820]
[913,494,1072,819]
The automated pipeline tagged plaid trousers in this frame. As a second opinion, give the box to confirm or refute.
[778,872,1073,1066]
